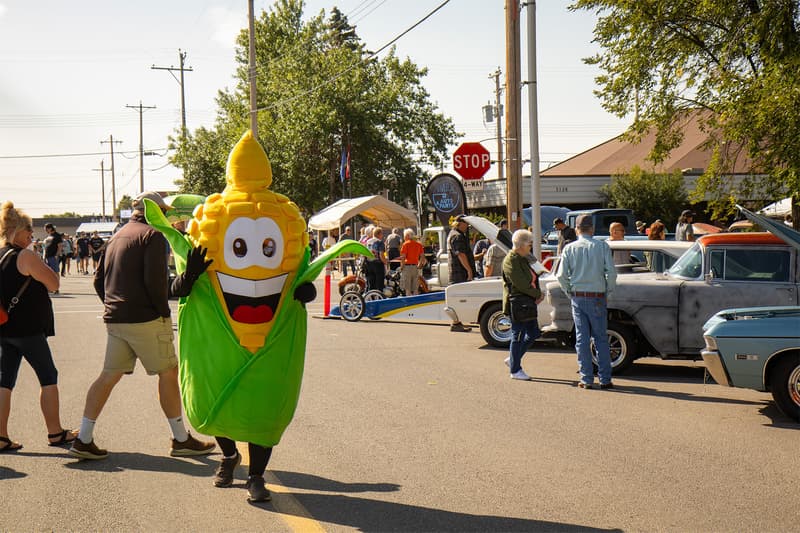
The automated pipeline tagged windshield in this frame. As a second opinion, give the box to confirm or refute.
[667,243,703,279]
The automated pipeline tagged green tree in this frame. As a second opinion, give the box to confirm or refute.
[600,166,688,228]
[43,212,81,218]
[573,0,800,225]
[117,195,133,213]
[171,0,457,217]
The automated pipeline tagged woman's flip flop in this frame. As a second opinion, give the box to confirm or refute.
[0,435,23,453]
[47,429,78,447]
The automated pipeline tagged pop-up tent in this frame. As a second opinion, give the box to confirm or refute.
[308,195,417,231]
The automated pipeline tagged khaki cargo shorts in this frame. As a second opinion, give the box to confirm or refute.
[103,317,177,376]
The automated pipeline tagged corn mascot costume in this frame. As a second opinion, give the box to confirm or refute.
[144,130,370,447]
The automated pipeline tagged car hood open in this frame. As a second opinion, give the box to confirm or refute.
[737,204,800,252]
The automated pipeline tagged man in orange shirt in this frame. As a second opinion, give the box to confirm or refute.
[399,228,426,296]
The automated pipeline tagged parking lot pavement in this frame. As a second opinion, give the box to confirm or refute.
[5,273,798,532]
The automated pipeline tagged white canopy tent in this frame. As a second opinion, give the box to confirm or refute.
[308,195,417,231]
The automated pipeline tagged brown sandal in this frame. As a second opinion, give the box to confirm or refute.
[0,435,23,453]
[47,429,78,447]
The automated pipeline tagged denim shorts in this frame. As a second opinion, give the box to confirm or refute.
[0,335,59,389]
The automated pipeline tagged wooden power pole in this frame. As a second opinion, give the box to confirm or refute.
[505,0,522,229]
[101,135,122,220]
[125,101,156,193]
[151,49,193,138]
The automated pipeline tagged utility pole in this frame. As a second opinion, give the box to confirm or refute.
[100,135,122,220]
[505,0,522,229]
[524,1,542,258]
[151,49,193,138]
[125,101,156,193]
[91,161,107,219]
[248,0,258,138]
[489,68,504,180]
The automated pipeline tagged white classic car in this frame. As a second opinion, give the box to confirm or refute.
[445,239,693,348]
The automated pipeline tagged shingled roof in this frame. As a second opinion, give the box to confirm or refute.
[541,111,755,177]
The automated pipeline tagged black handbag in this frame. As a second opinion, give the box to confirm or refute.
[509,294,538,323]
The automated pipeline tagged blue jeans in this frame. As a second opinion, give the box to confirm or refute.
[45,255,59,273]
[570,296,612,384]
[508,319,540,373]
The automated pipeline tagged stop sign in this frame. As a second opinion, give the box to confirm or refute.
[453,142,491,180]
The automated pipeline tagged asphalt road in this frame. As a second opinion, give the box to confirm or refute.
[1,273,798,532]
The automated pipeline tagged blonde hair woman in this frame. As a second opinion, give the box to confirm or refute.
[0,201,76,452]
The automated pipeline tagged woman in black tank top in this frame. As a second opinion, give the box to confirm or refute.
[0,201,77,452]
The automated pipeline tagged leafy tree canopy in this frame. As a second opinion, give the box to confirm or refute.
[573,0,800,224]
[171,0,458,218]
[600,166,688,229]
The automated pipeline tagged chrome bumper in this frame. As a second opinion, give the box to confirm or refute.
[701,350,731,387]
[443,306,459,323]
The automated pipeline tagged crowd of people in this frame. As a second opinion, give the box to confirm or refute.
[32,226,107,279]
[314,224,428,297]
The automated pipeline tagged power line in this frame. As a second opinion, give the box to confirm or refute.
[255,0,452,113]
[0,149,166,160]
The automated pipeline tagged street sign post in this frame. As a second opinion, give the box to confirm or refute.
[453,142,491,191]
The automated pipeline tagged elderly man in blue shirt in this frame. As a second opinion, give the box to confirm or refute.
[555,214,617,389]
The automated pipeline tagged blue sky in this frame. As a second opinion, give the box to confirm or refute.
[0,0,627,217]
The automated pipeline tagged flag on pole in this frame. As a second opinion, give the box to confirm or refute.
[339,147,347,183]
[345,145,351,181]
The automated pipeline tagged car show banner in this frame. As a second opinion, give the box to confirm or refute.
[426,172,467,228]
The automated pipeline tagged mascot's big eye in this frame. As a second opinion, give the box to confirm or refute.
[263,238,276,257]
[224,217,285,270]
[233,238,248,257]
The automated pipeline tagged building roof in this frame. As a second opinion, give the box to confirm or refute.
[541,112,755,177]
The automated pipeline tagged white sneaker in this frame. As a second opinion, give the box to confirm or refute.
[510,369,531,380]
[504,357,511,368]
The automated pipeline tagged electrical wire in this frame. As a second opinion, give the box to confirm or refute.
[0,149,168,160]
[255,0,452,113]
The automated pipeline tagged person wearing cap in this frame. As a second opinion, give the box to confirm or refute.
[447,214,474,332]
[675,210,696,242]
[635,220,647,235]
[553,218,577,256]
[555,214,617,390]
[70,191,216,460]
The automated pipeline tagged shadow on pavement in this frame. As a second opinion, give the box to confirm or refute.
[258,490,622,532]
[616,361,707,383]
[0,466,27,480]
[270,470,400,493]
[758,403,800,429]
[63,451,216,476]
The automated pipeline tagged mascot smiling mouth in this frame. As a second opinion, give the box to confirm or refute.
[216,272,288,324]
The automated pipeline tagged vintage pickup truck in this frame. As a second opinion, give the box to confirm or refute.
[542,230,800,373]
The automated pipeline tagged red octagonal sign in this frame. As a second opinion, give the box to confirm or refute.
[453,142,491,180]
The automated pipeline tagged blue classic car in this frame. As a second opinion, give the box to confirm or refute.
[700,206,800,422]
[702,306,800,422]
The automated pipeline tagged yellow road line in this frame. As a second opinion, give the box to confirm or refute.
[237,443,326,532]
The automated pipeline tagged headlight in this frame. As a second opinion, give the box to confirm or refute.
[703,335,718,350]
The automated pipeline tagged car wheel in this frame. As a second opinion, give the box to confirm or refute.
[363,290,384,320]
[769,354,800,422]
[592,321,636,374]
[339,291,365,322]
[479,302,513,348]
[340,282,362,296]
